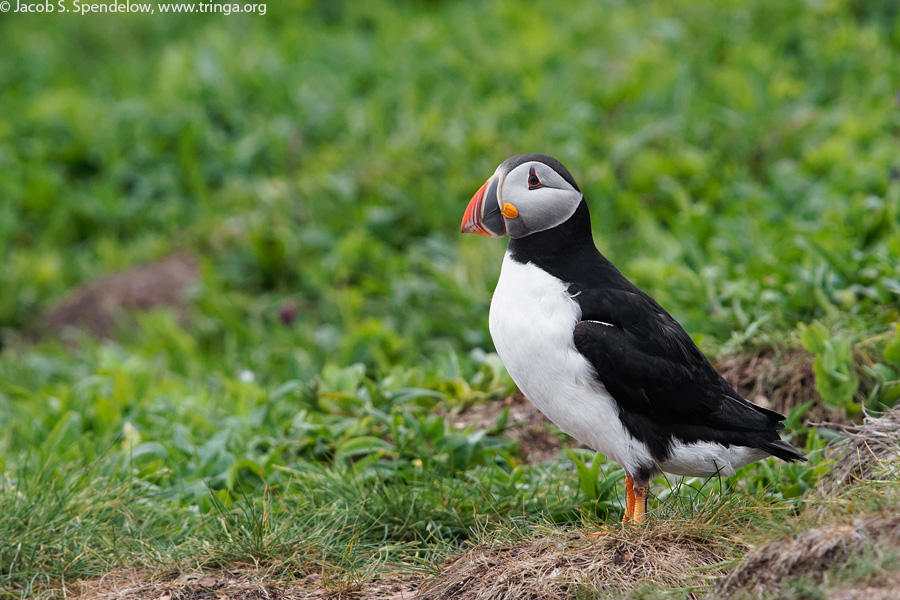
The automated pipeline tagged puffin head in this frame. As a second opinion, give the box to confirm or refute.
[461,153,583,239]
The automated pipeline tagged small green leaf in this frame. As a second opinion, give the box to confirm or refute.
[131,441,169,461]
[883,324,900,368]
[336,436,393,459]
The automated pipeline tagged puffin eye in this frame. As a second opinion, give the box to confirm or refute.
[527,167,543,190]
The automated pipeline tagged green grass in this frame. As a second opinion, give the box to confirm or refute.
[2,0,900,598]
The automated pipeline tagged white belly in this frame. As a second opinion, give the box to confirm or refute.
[488,252,654,475]
[660,442,769,477]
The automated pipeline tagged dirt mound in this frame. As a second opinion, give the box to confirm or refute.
[74,569,419,600]
[415,526,734,600]
[39,252,198,340]
[451,394,578,464]
[714,515,900,599]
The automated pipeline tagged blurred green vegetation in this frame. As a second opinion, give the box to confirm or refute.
[3,0,899,356]
[1,0,900,597]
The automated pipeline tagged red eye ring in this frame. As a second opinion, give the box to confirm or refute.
[527,166,543,190]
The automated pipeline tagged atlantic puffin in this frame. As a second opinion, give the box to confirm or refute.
[461,154,806,523]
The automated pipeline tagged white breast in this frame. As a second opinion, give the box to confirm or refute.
[488,252,653,475]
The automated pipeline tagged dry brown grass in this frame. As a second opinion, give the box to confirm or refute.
[714,515,900,599]
[73,568,420,600]
[816,409,900,494]
[415,523,739,600]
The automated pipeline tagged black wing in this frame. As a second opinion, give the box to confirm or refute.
[572,287,803,462]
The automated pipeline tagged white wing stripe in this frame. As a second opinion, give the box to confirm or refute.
[584,319,615,327]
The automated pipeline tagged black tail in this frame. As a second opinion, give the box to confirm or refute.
[761,439,807,462]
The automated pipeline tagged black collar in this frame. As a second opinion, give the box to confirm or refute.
[506,200,626,289]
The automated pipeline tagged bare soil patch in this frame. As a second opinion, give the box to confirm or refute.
[38,252,198,340]
[415,525,735,600]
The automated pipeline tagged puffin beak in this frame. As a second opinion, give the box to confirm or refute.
[461,175,506,237]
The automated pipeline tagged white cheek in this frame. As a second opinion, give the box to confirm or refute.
[517,191,581,235]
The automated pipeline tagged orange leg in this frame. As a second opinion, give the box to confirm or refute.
[622,475,635,523]
[632,484,650,524]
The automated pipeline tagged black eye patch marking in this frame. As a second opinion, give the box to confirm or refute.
[527,166,544,190]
